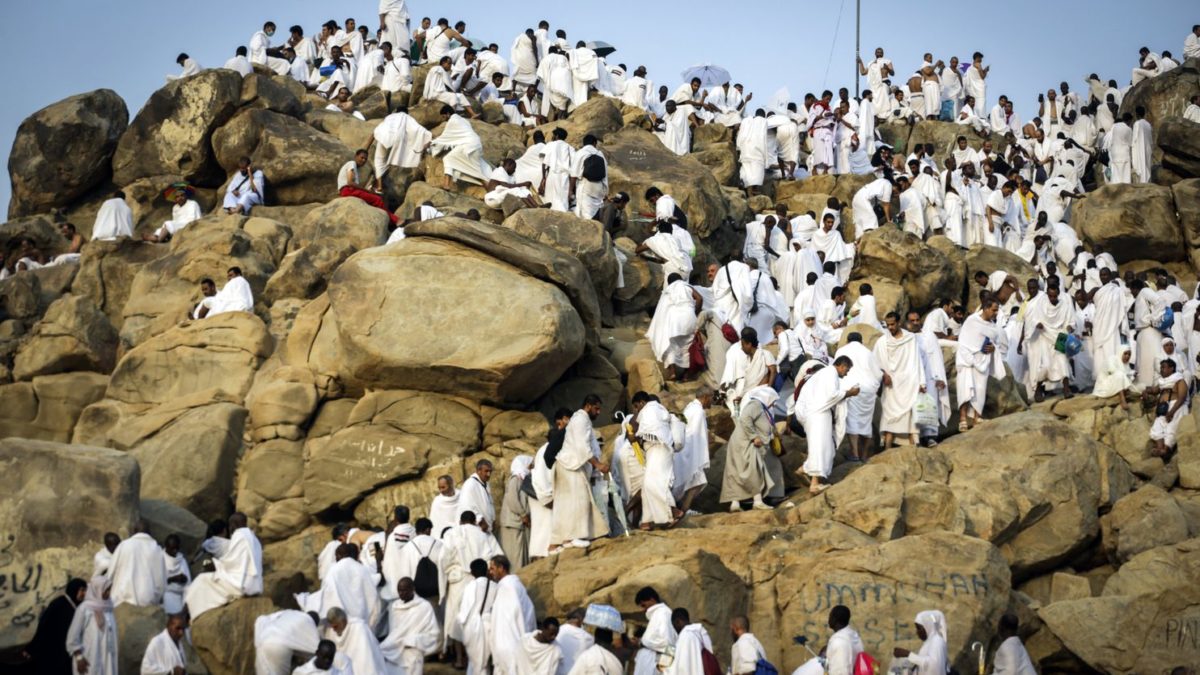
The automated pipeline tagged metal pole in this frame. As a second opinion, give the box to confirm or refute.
[855,0,861,97]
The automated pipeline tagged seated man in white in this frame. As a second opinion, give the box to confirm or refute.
[184,512,262,619]
[144,184,202,243]
[222,156,265,215]
[92,191,134,241]
[196,267,254,318]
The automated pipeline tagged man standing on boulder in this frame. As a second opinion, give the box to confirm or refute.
[956,299,1003,431]
[550,395,610,552]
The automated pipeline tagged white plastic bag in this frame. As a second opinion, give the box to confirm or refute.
[913,392,939,429]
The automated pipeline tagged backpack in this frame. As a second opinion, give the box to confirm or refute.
[412,541,440,599]
[581,153,607,182]
[854,651,879,675]
[700,648,722,675]
[754,657,779,675]
[1153,306,1174,332]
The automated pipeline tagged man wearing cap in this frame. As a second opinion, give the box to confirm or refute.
[144,186,203,243]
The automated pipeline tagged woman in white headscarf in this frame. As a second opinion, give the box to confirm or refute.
[893,609,948,675]
[1093,346,1134,408]
[498,456,534,569]
[796,309,831,364]
[1160,337,1193,389]
[66,576,118,675]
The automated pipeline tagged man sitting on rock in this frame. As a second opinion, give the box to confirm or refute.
[222,157,265,215]
[294,639,353,674]
[184,512,262,619]
[337,149,397,225]
[48,222,84,266]
[424,56,475,117]
[145,184,202,243]
[484,156,540,209]
[325,87,366,120]
[1148,358,1188,458]
[92,190,134,240]
[196,267,254,318]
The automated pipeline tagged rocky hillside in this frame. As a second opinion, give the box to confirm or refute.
[2,57,1200,674]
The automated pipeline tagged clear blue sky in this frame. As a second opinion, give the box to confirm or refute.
[0,1,1191,215]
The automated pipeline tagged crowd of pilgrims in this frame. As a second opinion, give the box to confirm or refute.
[12,2,1200,673]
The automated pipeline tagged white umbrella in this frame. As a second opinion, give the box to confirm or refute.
[680,63,731,87]
[768,87,792,115]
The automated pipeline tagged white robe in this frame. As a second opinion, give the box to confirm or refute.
[308,557,382,629]
[825,626,865,675]
[551,411,609,544]
[430,493,460,540]
[874,330,927,435]
[737,117,770,187]
[667,623,713,675]
[91,198,133,240]
[208,276,254,316]
[384,534,447,605]
[380,597,441,675]
[457,474,496,529]
[955,313,1004,416]
[140,629,185,675]
[517,632,562,675]
[541,139,574,211]
[254,609,321,675]
[458,576,497,675]
[555,623,594,675]
[66,604,118,675]
[326,618,388,675]
[636,401,677,525]
[568,645,623,674]
[431,115,492,185]
[1023,294,1075,388]
[442,524,502,641]
[162,551,190,615]
[185,527,262,619]
[490,575,537,675]
[108,533,166,607]
[222,169,265,212]
[730,632,767,674]
[833,341,882,436]
[915,332,950,430]
[798,366,849,479]
[568,47,599,110]
[992,635,1038,675]
[672,399,710,499]
[374,111,433,177]
[1131,118,1153,184]
[648,280,698,368]
[155,200,203,239]
[642,231,692,281]
[658,109,693,155]
[633,603,676,675]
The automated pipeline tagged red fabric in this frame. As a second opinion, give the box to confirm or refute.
[340,186,398,224]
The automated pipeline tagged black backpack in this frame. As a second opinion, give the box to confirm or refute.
[581,153,607,182]
[413,541,440,599]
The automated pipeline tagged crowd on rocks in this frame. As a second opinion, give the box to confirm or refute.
[8,2,1200,675]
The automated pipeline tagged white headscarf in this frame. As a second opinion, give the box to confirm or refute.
[510,455,534,480]
[743,385,780,412]
[83,575,113,629]
[915,609,947,645]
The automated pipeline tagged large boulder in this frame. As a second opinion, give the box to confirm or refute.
[402,217,602,342]
[112,69,243,187]
[212,109,354,205]
[1099,484,1191,565]
[294,197,389,250]
[306,109,381,151]
[0,372,108,442]
[120,220,276,345]
[322,237,586,402]
[0,439,139,650]
[239,73,304,117]
[103,311,272,406]
[8,89,128,218]
[853,228,965,311]
[604,129,732,242]
[264,237,358,302]
[501,208,619,304]
[1071,183,1185,263]
[1119,57,1200,125]
[12,295,118,381]
[529,96,625,147]
[1172,178,1200,271]
[115,604,168,675]
[302,390,481,514]
[1157,118,1200,182]
[73,239,171,330]
[191,596,278,675]
[526,519,1009,674]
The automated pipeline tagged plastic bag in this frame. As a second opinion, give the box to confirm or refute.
[913,392,939,429]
